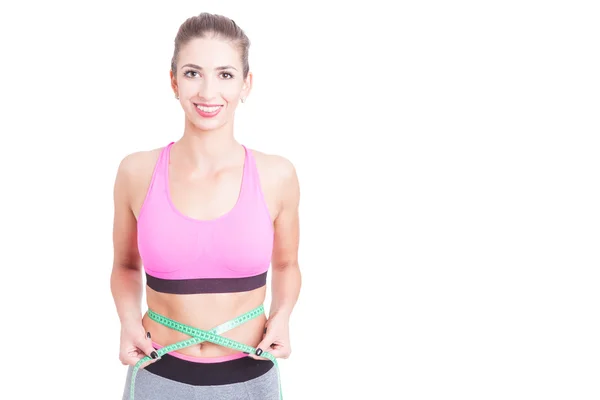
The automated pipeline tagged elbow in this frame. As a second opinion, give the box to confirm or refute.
[272,260,299,271]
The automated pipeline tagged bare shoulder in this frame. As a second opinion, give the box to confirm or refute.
[250,149,299,218]
[114,146,164,214]
[250,149,298,185]
[116,146,162,181]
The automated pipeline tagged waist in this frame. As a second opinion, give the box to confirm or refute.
[143,288,267,361]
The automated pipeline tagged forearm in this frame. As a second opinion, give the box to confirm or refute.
[269,263,301,319]
[110,264,144,326]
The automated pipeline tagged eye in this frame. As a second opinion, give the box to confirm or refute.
[184,70,199,78]
[221,72,234,79]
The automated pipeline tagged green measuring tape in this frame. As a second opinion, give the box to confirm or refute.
[130,304,282,400]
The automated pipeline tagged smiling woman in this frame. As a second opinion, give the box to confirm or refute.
[110,12,301,400]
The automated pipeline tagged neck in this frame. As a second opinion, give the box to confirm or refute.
[174,119,242,169]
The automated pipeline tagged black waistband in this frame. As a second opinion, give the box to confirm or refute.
[144,352,274,385]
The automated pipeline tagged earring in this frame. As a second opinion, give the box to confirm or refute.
[241,97,245,103]
[175,93,179,99]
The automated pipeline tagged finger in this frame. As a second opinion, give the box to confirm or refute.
[246,336,275,360]
[246,351,268,360]
[267,344,290,359]
[136,331,160,361]
[136,356,156,370]
[123,348,157,369]
[121,351,148,368]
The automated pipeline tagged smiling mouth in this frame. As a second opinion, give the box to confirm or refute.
[194,104,223,112]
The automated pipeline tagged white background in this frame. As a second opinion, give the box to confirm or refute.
[1,1,599,399]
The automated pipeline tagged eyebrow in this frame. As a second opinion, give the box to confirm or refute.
[181,63,238,71]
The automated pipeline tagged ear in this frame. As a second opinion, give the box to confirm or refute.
[170,70,178,96]
[241,71,253,100]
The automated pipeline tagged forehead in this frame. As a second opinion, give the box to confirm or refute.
[178,37,241,68]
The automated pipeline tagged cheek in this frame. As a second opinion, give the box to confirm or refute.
[222,87,242,104]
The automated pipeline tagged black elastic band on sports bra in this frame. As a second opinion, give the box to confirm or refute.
[145,271,268,294]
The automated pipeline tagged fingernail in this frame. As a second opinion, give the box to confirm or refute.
[146,331,151,339]
[151,351,158,359]
[255,348,263,356]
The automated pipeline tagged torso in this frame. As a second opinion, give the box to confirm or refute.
[127,142,282,359]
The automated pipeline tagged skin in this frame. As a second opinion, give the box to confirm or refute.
[110,35,301,369]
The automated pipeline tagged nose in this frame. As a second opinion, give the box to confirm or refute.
[198,75,217,100]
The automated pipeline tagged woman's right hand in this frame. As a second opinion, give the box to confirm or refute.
[119,323,160,368]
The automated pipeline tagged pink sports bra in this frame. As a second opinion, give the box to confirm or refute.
[137,142,274,294]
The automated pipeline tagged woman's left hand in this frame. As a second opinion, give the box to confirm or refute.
[249,313,291,360]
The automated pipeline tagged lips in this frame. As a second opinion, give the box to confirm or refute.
[194,103,223,118]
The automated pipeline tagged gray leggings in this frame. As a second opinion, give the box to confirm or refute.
[122,363,280,400]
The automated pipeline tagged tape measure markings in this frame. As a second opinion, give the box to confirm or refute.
[129,304,281,400]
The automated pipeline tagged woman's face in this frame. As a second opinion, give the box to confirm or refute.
[171,36,251,131]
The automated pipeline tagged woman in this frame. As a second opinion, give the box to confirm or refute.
[110,12,301,400]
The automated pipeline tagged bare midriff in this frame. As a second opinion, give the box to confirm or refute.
[142,285,267,360]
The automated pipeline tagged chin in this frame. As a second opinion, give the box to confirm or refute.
[192,119,228,132]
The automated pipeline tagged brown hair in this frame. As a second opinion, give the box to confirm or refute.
[171,13,251,79]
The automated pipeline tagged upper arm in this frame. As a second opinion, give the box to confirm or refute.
[271,156,300,269]
[112,154,142,270]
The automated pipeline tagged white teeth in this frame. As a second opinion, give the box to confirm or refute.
[196,105,221,112]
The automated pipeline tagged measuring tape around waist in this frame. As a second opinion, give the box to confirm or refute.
[129,304,282,400]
